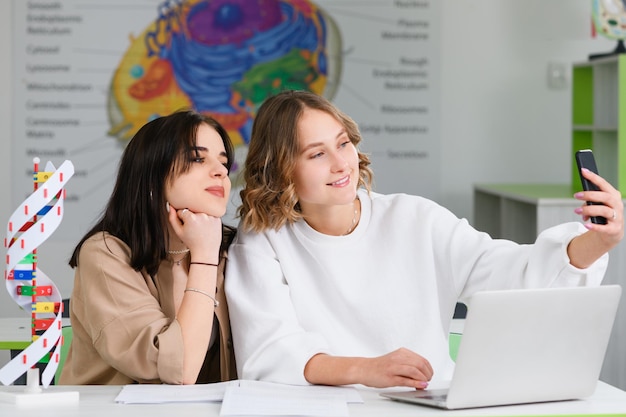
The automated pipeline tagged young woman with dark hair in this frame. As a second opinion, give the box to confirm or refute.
[60,110,237,385]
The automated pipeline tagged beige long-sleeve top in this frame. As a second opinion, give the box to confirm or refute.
[59,232,237,385]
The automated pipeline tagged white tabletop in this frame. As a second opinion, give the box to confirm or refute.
[0,381,625,417]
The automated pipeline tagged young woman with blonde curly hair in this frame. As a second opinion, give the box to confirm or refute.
[226,90,623,389]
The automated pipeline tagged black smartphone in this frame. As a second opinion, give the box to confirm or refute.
[575,149,607,225]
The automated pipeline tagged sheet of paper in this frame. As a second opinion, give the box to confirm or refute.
[238,380,363,403]
[220,384,349,416]
[113,379,362,413]
[114,381,233,404]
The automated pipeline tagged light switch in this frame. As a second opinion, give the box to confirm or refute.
[547,61,568,90]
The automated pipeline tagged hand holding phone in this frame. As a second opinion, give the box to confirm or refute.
[575,149,607,225]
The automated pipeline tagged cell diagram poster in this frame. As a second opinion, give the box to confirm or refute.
[13,0,440,239]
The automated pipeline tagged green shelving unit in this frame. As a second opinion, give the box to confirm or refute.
[571,55,626,196]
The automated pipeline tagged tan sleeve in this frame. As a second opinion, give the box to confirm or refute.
[74,235,184,384]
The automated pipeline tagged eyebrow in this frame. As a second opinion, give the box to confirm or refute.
[192,146,228,158]
[300,129,348,153]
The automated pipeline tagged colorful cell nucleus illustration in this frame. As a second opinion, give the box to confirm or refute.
[107,0,342,173]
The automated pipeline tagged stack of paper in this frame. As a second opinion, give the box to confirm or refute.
[114,380,363,416]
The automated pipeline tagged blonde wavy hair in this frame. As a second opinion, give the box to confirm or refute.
[239,90,373,232]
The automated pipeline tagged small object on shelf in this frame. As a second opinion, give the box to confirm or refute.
[590,0,626,60]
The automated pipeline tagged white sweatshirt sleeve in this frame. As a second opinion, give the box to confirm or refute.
[440,218,608,303]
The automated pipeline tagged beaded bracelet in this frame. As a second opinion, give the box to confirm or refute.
[184,287,219,307]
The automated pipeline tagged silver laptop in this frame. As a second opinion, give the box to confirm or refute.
[381,285,621,410]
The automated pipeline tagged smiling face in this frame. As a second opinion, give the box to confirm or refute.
[293,108,359,213]
[165,123,231,217]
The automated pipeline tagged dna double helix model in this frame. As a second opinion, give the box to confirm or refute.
[0,158,74,387]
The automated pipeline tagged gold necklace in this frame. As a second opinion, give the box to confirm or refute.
[167,248,190,255]
[171,251,189,266]
[343,203,359,235]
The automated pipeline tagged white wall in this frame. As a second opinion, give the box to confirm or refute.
[0,0,15,367]
[440,0,613,216]
[0,2,20,317]
[0,1,616,313]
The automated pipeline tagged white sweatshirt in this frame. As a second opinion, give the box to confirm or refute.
[225,190,607,385]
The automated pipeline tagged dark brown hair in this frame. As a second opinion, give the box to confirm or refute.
[70,110,235,276]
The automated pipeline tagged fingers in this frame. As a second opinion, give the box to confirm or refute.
[389,364,431,389]
[165,204,195,235]
[365,348,433,389]
[390,376,430,390]
[574,173,624,249]
[576,170,624,225]
[171,207,196,225]
[580,168,613,191]
[577,203,621,224]
[171,207,198,232]
[395,348,433,381]
[163,202,224,262]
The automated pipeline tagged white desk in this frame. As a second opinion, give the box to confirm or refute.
[0,382,625,417]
